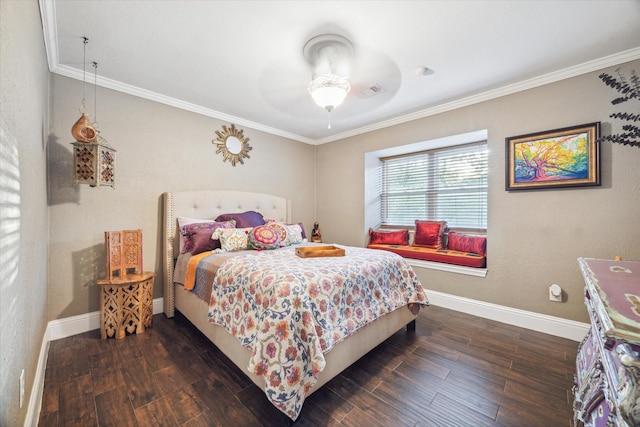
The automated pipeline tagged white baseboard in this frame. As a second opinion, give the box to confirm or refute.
[26,294,587,426]
[24,298,164,427]
[425,290,589,342]
[24,327,51,427]
[46,297,165,341]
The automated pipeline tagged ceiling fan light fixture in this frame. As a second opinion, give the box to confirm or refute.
[304,34,353,114]
[308,74,351,112]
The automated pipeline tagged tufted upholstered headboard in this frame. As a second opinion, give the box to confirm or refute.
[162,190,291,317]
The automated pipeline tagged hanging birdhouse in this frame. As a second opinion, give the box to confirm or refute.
[70,39,116,187]
[72,140,116,187]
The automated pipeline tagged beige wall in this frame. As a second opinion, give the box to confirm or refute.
[316,59,640,324]
[47,74,316,320]
[1,3,637,425]
[0,1,50,425]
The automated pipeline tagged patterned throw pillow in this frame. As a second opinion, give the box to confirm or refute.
[212,227,253,252]
[248,225,282,250]
[267,222,288,245]
[180,220,235,254]
[265,222,304,246]
[413,220,447,249]
[177,216,213,253]
[284,223,304,245]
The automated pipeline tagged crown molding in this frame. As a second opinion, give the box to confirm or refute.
[39,0,59,72]
[39,1,639,145]
[316,47,640,144]
[38,0,314,143]
[48,61,316,144]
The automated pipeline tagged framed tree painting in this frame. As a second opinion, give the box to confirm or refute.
[505,122,600,191]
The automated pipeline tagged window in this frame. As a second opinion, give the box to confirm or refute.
[380,142,487,231]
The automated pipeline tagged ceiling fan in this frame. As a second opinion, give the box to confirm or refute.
[257,32,401,128]
[303,34,354,113]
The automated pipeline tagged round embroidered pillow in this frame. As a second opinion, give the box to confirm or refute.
[248,224,282,250]
[267,222,288,246]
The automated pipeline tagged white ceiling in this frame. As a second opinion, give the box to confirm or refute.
[40,1,640,144]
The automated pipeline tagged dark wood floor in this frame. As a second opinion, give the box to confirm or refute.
[38,305,578,426]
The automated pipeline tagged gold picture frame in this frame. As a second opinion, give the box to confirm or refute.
[505,122,600,191]
[213,124,252,166]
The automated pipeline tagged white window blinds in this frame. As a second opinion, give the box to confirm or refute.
[381,142,488,231]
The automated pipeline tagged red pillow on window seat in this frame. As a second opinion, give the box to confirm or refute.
[447,232,487,256]
[413,220,447,249]
[368,228,409,245]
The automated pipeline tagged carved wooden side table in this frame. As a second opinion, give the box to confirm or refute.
[97,272,154,339]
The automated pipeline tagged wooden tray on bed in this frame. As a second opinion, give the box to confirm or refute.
[296,245,345,258]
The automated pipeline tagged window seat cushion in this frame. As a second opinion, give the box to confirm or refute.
[367,244,486,268]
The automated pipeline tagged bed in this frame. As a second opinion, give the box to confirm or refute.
[162,190,428,420]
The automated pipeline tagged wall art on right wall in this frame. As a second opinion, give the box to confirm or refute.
[505,122,600,191]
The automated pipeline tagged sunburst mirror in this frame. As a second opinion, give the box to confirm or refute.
[213,124,252,166]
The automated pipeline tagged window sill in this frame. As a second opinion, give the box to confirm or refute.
[406,258,488,277]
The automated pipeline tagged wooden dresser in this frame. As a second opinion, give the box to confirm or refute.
[574,258,640,426]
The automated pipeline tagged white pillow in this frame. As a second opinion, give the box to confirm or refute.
[285,223,304,245]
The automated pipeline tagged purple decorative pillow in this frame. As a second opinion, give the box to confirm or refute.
[215,211,265,228]
[368,228,409,245]
[180,220,235,254]
[447,232,487,256]
[177,216,214,253]
[413,220,447,249]
[248,224,282,250]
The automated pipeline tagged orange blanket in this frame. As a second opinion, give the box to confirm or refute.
[183,251,214,290]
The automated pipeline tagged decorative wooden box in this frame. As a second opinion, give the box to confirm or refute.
[295,245,345,258]
[72,141,116,187]
[574,258,640,427]
[105,229,142,280]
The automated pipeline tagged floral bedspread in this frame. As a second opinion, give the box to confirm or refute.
[205,245,427,420]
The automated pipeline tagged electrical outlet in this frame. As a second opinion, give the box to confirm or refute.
[19,369,25,408]
[549,284,562,302]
